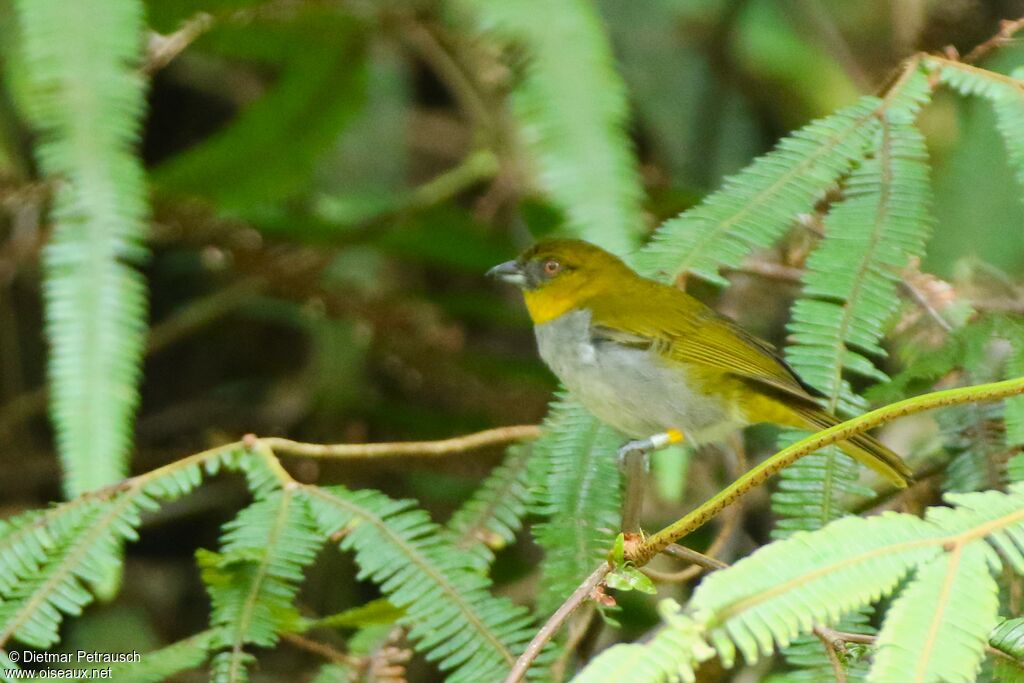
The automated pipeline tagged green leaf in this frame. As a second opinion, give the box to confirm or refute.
[15,0,150,497]
[571,600,715,683]
[693,513,939,668]
[457,0,644,256]
[310,599,404,631]
[531,397,623,617]
[0,493,155,648]
[868,542,999,683]
[109,629,223,683]
[991,67,1024,195]
[303,485,540,682]
[990,618,1024,682]
[637,97,880,284]
[154,9,367,214]
[200,490,324,683]
[445,445,534,569]
[605,565,656,595]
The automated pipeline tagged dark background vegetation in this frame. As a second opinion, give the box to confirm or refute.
[1,0,1024,680]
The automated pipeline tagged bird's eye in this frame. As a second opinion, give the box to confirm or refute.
[543,259,562,276]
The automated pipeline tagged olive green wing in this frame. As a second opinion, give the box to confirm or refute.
[587,281,820,403]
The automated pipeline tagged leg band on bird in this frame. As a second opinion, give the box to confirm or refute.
[616,428,686,462]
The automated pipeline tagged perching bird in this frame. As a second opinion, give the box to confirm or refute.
[488,238,912,488]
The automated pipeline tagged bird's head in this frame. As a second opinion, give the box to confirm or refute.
[487,239,634,324]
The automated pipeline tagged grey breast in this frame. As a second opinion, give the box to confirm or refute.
[534,308,734,441]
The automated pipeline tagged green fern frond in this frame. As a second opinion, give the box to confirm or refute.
[0,493,155,648]
[991,68,1024,193]
[578,486,1024,680]
[774,118,933,525]
[154,9,367,213]
[109,628,224,683]
[14,0,150,497]
[446,444,534,569]
[771,116,933,677]
[571,600,715,683]
[694,512,938,667]
[302,485,539,682]
[930,60,1015,99]
[0,444,251,652]
[696,486,1024,670]
[786,120,932,406]
[637,98,881,284]
[638,65,932,284]
[931,60,1024,190]
[868,542,999,683]
[311,663,357,682]
[1004,318,1024,448]
[531,397,622,617]
[200,489,324,683]
[990,618,1024,682]
[940,400,1006,493]
[457,0,644,255]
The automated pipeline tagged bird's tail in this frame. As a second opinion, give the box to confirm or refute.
[792,406,913,488]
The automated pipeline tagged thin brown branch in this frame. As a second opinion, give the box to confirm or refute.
[964,16,1024,64]
[144,12,216,75]
[899,277,955,333]
[662,543,729,570]
[548,603,596,683]
[502,564,611,683]
[281,632,362,667]
[397,18,496,134]
[261,425,540,459]
[814,625,848,683]
[620,450,647,533]
[815,621,1024,668]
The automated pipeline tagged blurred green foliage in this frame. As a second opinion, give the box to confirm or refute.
[2,0,1024,681]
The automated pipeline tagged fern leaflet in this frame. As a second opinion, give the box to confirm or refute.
[14,0,150,497]
[457,0,644,255]
[302,484,539,682]
[109,628,224,683]
[530,397,622,617]
[446,444,534,569]
[200,489,324,683]
[869,541,998,682]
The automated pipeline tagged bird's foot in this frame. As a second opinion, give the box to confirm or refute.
[617,439,654,464]
[616,429,685,468]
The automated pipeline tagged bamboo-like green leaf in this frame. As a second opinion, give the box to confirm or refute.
[868,542,1000,683]
[14,0,150,497]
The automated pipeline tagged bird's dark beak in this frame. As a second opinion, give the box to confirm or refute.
[487,260,526,287]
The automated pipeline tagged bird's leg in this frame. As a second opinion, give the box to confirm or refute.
[616,429,686,465]
[618,429,685,533]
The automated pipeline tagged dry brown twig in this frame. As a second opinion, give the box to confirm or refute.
[963,16,1024,64]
